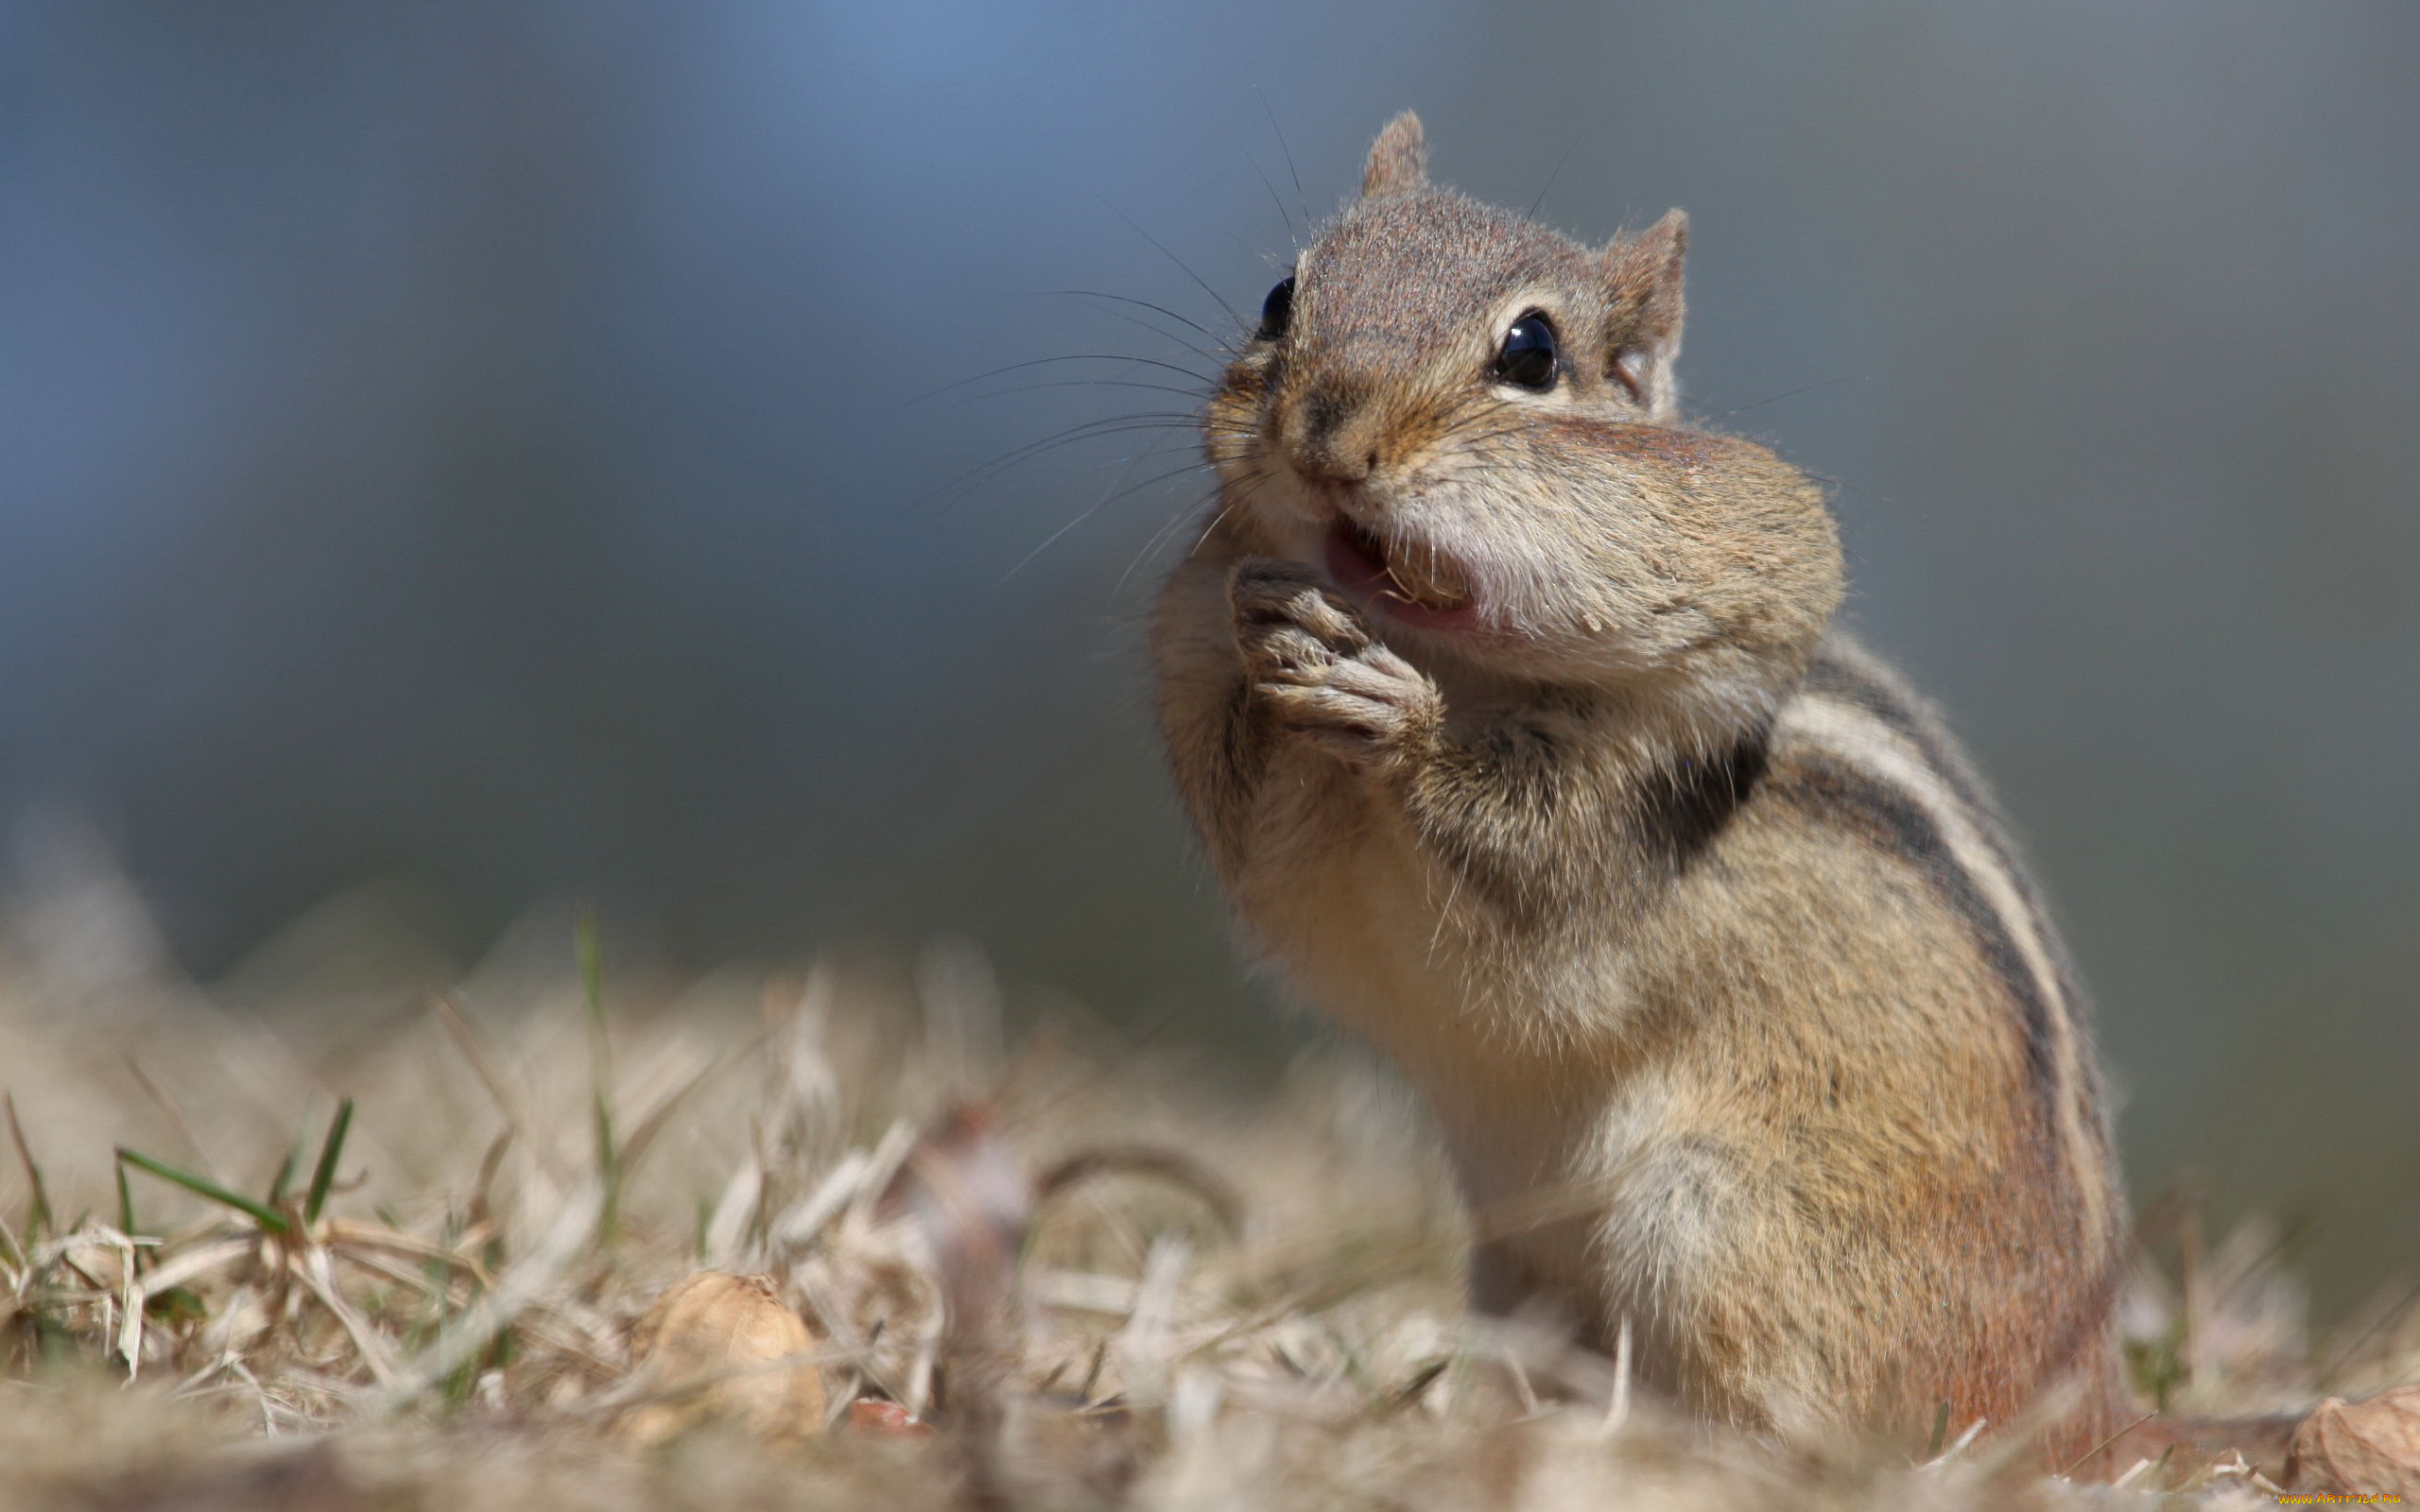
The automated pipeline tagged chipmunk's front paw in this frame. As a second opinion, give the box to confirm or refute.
[1230,559,1441,766]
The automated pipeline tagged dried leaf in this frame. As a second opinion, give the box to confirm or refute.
[844,1399,932,1436]
[2286,1385,2420,1497]
[883,1103,1033,1352]
[618,1271,826,1444]
[879,1099,1032,1501]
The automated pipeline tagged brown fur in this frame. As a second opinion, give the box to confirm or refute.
[1152,114,2130,1460]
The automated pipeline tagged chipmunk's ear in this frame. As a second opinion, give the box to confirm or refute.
[1605,209,1687,418]
[1361,112,1428,198]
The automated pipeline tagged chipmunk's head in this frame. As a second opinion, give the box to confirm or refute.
[1207,112,1842,715]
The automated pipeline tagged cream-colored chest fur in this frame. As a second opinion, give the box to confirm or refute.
[1226,741,1726,1345]
[1230,736,1628,1076]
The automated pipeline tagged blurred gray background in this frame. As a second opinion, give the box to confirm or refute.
[2,3,2415,1314]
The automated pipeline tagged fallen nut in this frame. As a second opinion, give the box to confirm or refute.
[618,1271,827,1444]
[2286,1384,2420,1497]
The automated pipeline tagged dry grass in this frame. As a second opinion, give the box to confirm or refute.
[0,881,2413,1510]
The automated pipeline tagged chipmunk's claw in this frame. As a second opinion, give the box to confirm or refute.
[1229,559,1440,766]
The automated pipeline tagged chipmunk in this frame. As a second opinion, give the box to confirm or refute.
[1150,112,2134,1459]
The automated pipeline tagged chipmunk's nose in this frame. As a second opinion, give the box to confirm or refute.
[1281,385,1383,485]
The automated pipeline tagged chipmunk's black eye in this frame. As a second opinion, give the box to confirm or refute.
[1257,275,1295,340]
[1495,312,1559,391]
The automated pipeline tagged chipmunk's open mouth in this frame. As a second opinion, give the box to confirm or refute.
[1322,518,1479,630]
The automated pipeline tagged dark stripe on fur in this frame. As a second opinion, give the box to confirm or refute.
[1631,728,1771,875]
[1802,647,2061,962]
[1765,751,2064,1151]
[1797,643,2111,1160]
[1802,647,1995,824]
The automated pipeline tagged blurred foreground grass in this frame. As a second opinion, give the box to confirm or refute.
[0,873,2414,1510]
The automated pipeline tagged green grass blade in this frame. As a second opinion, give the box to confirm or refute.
[115,1147,292,1236]
[302,1089,353,1219]
[304,1096,355,1225]
[578,907,605,1023]
[268,1132,302,1209]
[116,1161,136,1239]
